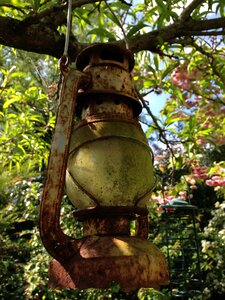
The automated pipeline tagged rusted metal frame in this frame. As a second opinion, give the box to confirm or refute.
[39,63,91,260]
[135,215,149,239]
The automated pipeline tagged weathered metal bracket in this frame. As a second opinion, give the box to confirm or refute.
[39,60,91,260]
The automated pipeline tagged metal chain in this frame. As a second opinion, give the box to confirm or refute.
[63,0,73,57]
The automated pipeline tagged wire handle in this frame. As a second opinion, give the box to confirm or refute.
[64,0,72,56]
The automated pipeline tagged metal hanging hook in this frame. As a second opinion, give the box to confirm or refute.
[60,0,73,68]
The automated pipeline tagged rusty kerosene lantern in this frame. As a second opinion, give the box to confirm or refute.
[39,44,168,291]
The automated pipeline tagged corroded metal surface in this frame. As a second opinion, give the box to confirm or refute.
[39,60,90,260]
[74,206,149,238]
[76,44,135,73]
[73,205,149,220]
[81,95,134,119]
[48,236,169,291]
[78,64,137,100]
[83,217,130,236]
[75,44,142,117]
[135,215,149,239]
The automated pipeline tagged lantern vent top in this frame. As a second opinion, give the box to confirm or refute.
[76,44,135,72]
[75,44,142,117]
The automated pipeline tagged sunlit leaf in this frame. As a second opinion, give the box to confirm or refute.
[87,28,116,41]
[3,96,21,109]
[127,22,149,38]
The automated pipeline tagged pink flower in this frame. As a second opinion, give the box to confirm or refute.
[206,179,214,186]
[199,174,208,179]
[206,176,225,187]
[191,185,198,190]
[185,99,198,107]
[198,138,205,146]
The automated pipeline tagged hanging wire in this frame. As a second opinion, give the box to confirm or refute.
[63,0,73,57]
[58,0,73,97]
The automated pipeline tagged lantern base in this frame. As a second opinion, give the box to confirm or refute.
[48,236,168,291]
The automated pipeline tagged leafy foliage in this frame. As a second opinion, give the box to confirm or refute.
[201,201,225,299]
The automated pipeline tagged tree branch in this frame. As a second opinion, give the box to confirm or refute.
[185,17,225,31]
[0,3,225,60]
[179,0,205,21]
[180,30,225,36]
[126,17,225,53]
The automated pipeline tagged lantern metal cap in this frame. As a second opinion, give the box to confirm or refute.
[75,44,142,117]
[76,44,135,72]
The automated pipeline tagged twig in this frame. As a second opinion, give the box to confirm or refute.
[119,0,132,6]
[135,86,176,159]
[192,41,225,83]
[181,30,225,36]
[104,0,129,49]
[180,0,205,21]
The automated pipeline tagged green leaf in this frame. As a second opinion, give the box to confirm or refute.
[189,115,195,132]
[3,96,21,109]
[155,0,166,10]
[162,62,180,80]
[153,54,159,70]
[32,0,40,12]
[105,11,121,27]
[87,28,116,41]
[127,22,149,38]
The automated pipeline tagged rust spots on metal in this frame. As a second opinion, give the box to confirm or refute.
[135,215,149,239]
[73,205,149,220]
[76,206,149,238]
[75,44,142,117]
[83,217,130,236]
[48,236,169,291]
[76,44,135,72]
[80,96,134,120]
[39,65,91,260]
